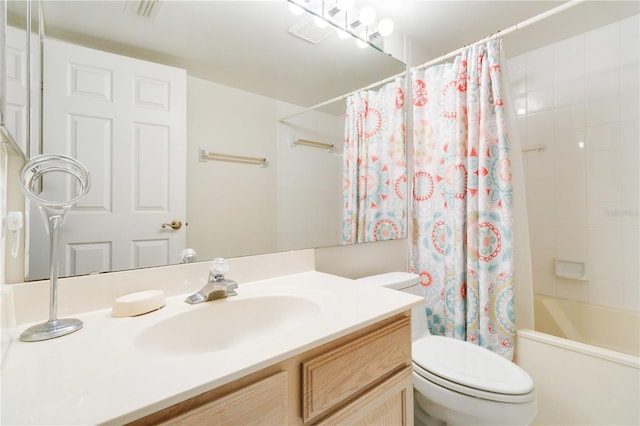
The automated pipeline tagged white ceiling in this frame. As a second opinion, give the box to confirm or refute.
[34,1,640,115]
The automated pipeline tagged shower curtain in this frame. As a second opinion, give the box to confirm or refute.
[410,39,516,359]
[342,79,407,244]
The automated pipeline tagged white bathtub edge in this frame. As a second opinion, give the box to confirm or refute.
[517,329,640,369]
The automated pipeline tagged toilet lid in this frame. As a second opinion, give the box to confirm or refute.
[413,336,534,398]
[355,272,420,290]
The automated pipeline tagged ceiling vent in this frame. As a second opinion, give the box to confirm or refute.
[124,0,160,18]
[137,0,158,17]
[288,16,334,44]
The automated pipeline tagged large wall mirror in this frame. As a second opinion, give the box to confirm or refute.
[11,0,407,281]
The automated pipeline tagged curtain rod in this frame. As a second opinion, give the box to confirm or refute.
[278,0,585,123]
[277,71,406,123]
[413,0,586,72]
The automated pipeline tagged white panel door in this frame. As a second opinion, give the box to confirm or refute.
[4,26,27,152]
[4,25,39,156]
[32,38,186,278]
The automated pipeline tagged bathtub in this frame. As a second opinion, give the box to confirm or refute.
[533,294,639,357]
[514,295,640,425]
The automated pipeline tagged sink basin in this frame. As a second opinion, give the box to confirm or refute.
[135,294,321,355]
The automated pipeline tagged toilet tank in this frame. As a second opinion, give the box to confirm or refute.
[356,272,429,340]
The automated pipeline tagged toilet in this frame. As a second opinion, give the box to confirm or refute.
[357,272,537,426]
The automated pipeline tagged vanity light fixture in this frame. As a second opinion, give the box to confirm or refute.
[368,18,394,40]
[358,6,376,26]
[328,0,355,17]
[326,3,341,16]
[287,0,394,51]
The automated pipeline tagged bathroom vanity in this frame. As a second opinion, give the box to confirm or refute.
[1,269,422,425]
[133,313,413,425]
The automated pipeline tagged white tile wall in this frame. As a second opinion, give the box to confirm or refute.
[276,103,343,252]
[510,14,640,312]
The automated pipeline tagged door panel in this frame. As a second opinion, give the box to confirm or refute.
[69,114,113,211]
[4,26,27,152]
[133,122,170,211]
[67,242,111,276]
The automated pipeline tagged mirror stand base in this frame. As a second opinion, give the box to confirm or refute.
[19,318,83,342]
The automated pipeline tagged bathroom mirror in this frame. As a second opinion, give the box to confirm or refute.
[17,0,407,280]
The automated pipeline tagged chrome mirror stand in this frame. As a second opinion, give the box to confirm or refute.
[19,154,91,342]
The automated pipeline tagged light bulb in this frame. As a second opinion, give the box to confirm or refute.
[378,18,394,36]
[314,16,329,28]
[337,0,355,11]
[336,28,350,39]
[288,3,304,15]
[359,6,376,26]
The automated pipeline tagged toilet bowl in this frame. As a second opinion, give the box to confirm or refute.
[357,272,537,426]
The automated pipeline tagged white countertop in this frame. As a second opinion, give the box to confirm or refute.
[1,271,423,425]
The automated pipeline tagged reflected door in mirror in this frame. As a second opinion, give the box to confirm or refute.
[28,38,187,280]
[4,24,40,156]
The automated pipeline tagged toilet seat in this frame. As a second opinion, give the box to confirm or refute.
[412,336,535,403]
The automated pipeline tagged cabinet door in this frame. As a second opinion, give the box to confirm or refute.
[302,316,411,422]
[159,371,288,426]
[314,367,414,426]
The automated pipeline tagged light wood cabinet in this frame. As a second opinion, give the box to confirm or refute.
[314,367,413,426]
[302,316,411,422]
[129,313,413,426]
[158,372,288,426]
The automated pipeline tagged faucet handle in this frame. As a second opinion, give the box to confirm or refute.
[181,248,197,263]
[210,257,230,277]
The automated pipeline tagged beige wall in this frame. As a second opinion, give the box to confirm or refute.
[186,76,351,261]
[185,76,278,259]
[315,239,409,279]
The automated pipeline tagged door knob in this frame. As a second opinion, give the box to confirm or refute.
[161,220,182,230]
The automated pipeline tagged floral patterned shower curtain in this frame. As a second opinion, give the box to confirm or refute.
[410,39,516,359]
[342,79,407,244]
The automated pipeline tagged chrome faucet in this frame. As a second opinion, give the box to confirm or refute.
[185,258,238,304]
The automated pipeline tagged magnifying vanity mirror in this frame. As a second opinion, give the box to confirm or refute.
[19,154,91,340]
[3,0,407,281]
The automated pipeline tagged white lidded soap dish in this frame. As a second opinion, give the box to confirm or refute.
[111,290,166,317]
